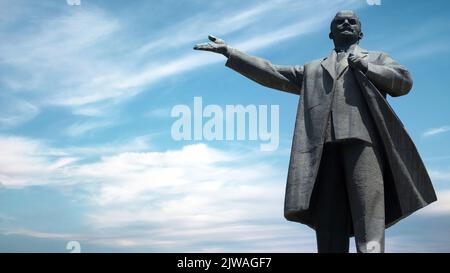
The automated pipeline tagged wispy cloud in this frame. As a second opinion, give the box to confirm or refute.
[397,43,450,61]
[422,126,450,138]
[386,234,450,253]
[0,0,362,126]
[418,190,450,215]
[0,94,39,128]
[373,17,450,61]
[0,5,125,115]
[135,0,288,56]
[235,15,329,52]
[0,136,76,187]
[101,0,356,96]
[429,169,450,182]
[424,155,450,162]
[65,119,113,137]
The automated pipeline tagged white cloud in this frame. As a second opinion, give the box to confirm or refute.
[0,136,76,187]
[4,133,449,252]
[429,170,450,182]
[417,190,450,216]
[59,134,155,157]
[64,143,316,251]
[70,144,273,206]
[2,228,79,240]
[422,126,450,137]
[0,134,157,187]
[0,134,316,251]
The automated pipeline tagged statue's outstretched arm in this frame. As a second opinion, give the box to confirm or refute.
[194,35,303,95]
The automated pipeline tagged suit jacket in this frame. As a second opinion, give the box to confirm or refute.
[225,46,437,229]
[323,47,379,144]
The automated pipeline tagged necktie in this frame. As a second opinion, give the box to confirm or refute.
[335,51,348,77]
[336,51,346,62]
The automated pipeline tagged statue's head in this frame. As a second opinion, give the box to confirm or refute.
[329,10,363,47]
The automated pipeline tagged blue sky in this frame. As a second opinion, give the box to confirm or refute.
[0,0,449,252]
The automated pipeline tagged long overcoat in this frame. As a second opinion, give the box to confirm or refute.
[225,46,437,229]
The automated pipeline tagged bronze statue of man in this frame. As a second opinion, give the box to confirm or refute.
[194,10,437,253]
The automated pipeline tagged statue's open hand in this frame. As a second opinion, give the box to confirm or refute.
[193,35,230,57]
[348,53,368,73]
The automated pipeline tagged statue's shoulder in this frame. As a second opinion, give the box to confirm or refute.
[359,47,386,57]
[358,47,389,63]
[304,58,323,68]
[367,50,385,56]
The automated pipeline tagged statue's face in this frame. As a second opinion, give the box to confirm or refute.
[330,11,362,43]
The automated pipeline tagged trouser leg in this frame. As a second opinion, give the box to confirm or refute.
[341,140,385,253]
[311,144,351,253]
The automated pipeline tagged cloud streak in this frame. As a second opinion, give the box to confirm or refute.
[418,190,450,215]
[0,94,39,128]
[422,126,450,137]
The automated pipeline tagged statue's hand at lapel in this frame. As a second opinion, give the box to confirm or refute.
[348,52,368,74]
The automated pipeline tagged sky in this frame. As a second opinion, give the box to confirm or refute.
[0,0,449,253]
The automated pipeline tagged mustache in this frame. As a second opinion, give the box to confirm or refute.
[341,27,354,32]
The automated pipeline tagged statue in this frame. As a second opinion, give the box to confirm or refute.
[194,10,437,253]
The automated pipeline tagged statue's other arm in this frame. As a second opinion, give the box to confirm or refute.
[225,48,303,95]
[366,53,413,97]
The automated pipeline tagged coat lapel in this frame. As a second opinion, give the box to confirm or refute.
[320,50,336,81]
[321,45,369,81]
